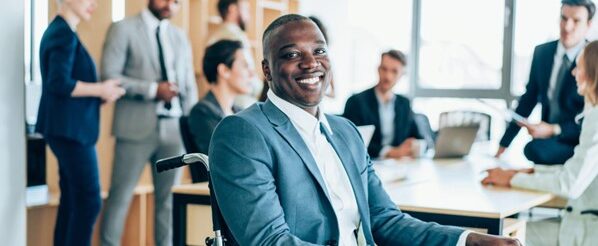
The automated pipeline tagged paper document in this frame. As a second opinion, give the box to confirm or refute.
[475,99,528,125]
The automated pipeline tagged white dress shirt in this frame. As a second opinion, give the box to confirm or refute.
[375,91,396,158]
[268,90,361,246]
[141,9,182,117]
[268,90,470,245]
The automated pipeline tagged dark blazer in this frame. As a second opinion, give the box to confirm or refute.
[499,40,585,147]
[36,16,100,145]
[209,100,464,245]
[188,91,240,155]
[343,87,421,158]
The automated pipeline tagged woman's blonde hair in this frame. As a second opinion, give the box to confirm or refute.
[581,41,598,105]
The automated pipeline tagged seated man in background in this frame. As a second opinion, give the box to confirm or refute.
[209,13,520,245]
[343,50,422,159]
[187,40,253,182]
[495,0,593,165]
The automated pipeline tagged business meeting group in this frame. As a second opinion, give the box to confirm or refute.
[15,0,598,245]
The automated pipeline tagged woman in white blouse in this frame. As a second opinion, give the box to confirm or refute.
[482,40,598,246]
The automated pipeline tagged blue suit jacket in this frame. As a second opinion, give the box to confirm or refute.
[343,87,422,158]
[209,100,463,245]
[499,40,584,147]
[36,16,100,145]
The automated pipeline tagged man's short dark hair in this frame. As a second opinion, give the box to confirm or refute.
[308,16,329,42]
[217,0,239,19]
[382,50,407,66]
[202,40,243,84]
[261,14,312,58]
[562,0,596,20]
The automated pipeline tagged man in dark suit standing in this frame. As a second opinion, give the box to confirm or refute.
[343,50,422,159]
[496,0,594,165]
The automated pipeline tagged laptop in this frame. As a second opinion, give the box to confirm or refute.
[433,125,480,159]
[356,125,375,147]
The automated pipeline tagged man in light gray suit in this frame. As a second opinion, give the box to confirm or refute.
[99,0,197,245]
[209,14,521,245]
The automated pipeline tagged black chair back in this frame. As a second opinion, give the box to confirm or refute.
[179,116,209,182]
[438,111,491,141]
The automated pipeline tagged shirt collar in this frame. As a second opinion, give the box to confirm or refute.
[557,40,586,61]
[141,8,169,30]
[267,90,333,135]
[223,22,243,32]
[374,88,396,106]
[57,15,76,32]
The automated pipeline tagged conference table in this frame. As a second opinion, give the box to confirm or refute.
[171,155,558,245]
[373,156,554,235]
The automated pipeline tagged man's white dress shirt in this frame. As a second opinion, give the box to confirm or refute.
[268,90,470,245]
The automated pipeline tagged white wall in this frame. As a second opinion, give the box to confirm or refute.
[0,1,26,245]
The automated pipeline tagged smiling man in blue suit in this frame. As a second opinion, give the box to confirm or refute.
[209,14,520,246]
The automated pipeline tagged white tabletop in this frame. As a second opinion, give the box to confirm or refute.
[374,156,554,219]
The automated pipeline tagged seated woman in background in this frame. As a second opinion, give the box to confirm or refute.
[188,40,253,182]
[482,40,598,246]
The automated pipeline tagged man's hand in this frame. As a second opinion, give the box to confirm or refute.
[385,138,415,159]
[521,121,555,139]
[466,232,522,246]
[481,168,518,187]
[495,146,506,158]
[156,81,178,102]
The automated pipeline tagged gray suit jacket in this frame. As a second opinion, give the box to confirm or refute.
[101,13,198,141]
[209,100,464,245]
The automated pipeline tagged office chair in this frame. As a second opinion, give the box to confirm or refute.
[179,116,209,182]
[414,113,436,152]
[155,153,237,246]
[438,110,491,141]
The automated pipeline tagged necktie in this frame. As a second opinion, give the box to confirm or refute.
[156,25,171,110]
[549,54,571,123]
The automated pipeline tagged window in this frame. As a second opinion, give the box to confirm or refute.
[24,0,47,128]
[347,0,412,95]
[417,0,505,90]
[301,0,413,113]
[511,0,560,96]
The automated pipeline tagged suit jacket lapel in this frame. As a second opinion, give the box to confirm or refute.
[135,14,161,75]
[324,116,372,235]
[539,41,558,94]
[262,100,332,200]
[204,91,226,118]
[365,88,381,141]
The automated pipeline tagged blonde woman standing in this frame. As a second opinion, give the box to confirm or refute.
[36,0,124,245]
